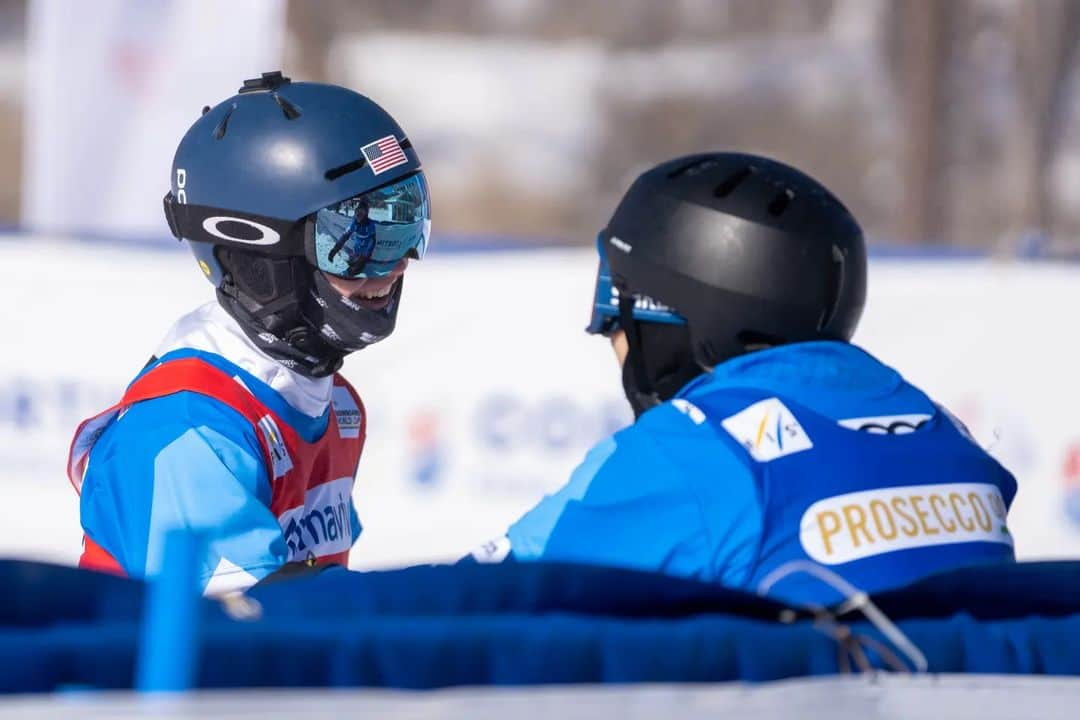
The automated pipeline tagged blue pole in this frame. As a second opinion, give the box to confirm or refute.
[135,530,204,692]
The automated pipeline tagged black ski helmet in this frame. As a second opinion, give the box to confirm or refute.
[163,71,430,377]
[587,152,867,415]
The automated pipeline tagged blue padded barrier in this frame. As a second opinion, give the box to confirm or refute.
[0,559,1078,692]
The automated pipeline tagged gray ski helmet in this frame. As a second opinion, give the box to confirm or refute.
[163,71,430,376]
[588,152,866,412]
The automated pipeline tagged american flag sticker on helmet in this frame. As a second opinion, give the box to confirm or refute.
[361,135,408,175]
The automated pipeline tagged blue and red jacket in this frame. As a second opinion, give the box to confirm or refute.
[68,349,365,594]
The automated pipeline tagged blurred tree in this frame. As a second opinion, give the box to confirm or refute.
[285,0,334,82]
[891,0,951,245]
[0,0,25,225]
[1010,0,1079,244]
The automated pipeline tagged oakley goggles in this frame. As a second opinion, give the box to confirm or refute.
[311,171,431,279]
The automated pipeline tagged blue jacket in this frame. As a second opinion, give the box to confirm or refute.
[495,342,1017,605]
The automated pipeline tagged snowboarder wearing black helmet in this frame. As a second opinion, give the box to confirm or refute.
[68,72,431,593]
[473,153,1017,605]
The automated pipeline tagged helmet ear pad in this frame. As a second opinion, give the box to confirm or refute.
[217,247,307,305]
[214,246,315,341]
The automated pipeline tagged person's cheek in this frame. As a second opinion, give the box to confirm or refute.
[610,330,629,368]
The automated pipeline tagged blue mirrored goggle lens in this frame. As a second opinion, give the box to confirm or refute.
[586,232,688,334]
[586,234,621,335]
[313,172,431,279]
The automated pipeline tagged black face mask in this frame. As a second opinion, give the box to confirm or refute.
[216,251,404,378]
[620,320,705,419]
[303,269,402,354]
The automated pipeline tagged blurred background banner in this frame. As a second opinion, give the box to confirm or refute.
[1,240,1079,568]
[19,0,284,238]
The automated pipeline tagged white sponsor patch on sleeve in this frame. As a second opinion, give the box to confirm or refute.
[471,536,512,563]
[837,413,932,434]
[721,397,813,462]
[671,398,706,425]
[800,482,1012,565]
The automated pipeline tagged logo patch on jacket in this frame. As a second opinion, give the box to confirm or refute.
[470,535,512,563]
[278,476,355,561]
[799,482,1012,564]
[257,415,293,478]
[331,385,362,439]
[721,397,813,462]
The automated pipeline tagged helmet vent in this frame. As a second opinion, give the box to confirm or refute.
[271,92,302,120]
[667,157,719,179]
[213,103,237,140]
[767,188,795,217]
[713,166,756,198]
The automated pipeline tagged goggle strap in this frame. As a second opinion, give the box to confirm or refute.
[162,193,305,255]
[619,293,652,397]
